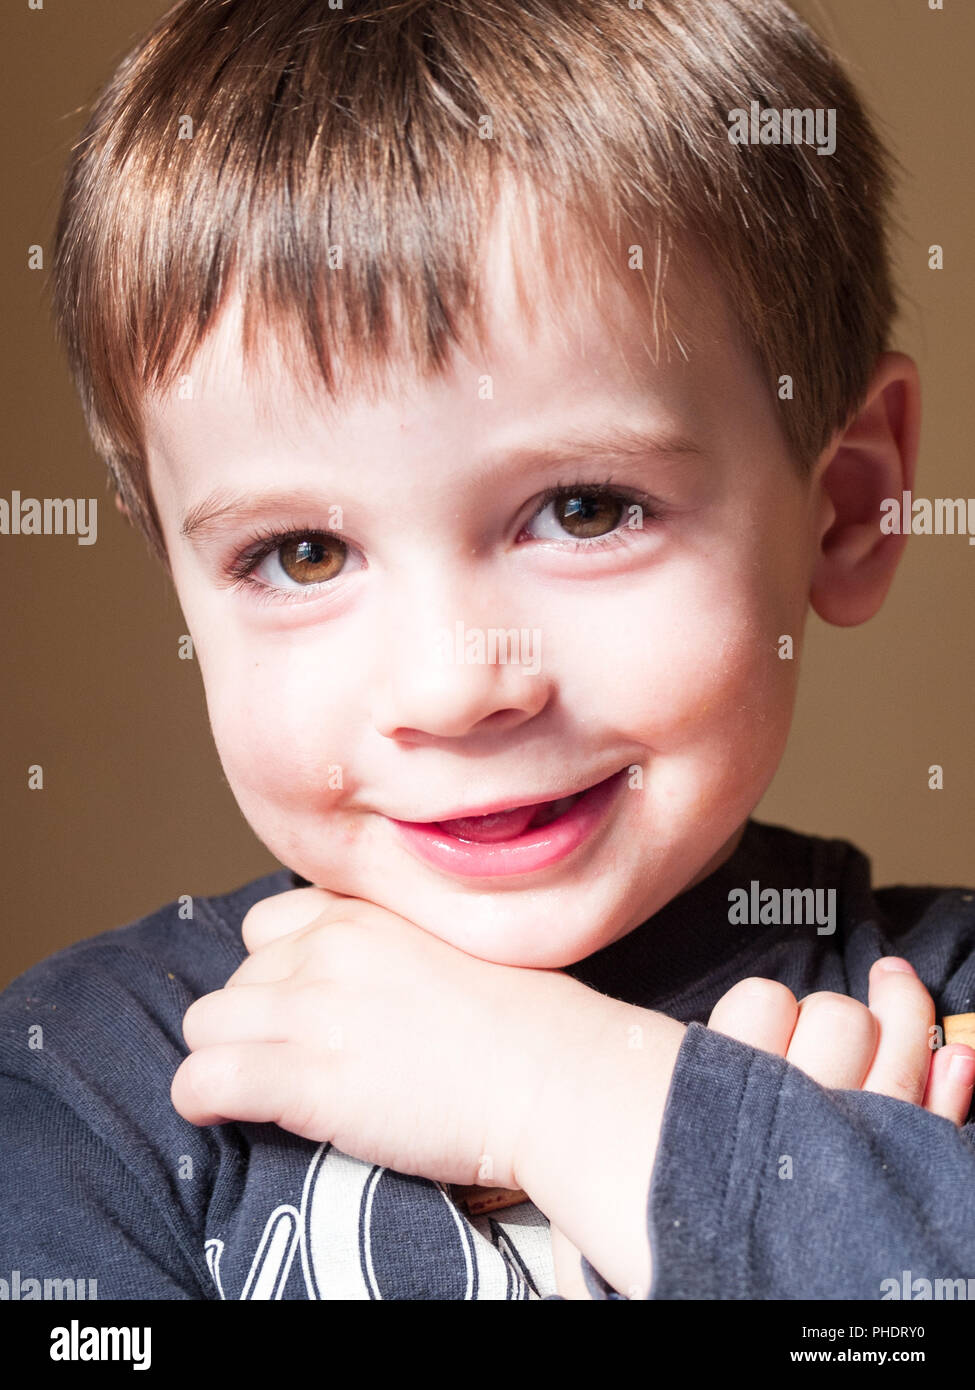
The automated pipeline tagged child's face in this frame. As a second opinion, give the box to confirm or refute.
[145,220,826,967]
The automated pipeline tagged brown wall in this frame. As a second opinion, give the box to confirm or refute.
[2,0,972,987]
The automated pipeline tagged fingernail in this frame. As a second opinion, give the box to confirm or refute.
[949,1053,975,1087]
[877,957,916,975]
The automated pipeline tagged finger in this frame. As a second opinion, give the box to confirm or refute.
[920,1044,975,1126]
[241,886,350,954]
[182,981,303,1050]
[707,978,798,1055]
[860,958,935,1106]
[171,1041,334,1139]
[229,898,379,989]
[225,935,303,988]
[786,992,878,1089]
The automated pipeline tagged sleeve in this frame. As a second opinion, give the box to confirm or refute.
[620,1022,975,1300]
[0,1073,211,1300]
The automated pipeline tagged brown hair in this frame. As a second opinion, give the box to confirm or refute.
[50,0,897,566]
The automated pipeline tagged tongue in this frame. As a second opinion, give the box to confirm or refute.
[436,803,541,843]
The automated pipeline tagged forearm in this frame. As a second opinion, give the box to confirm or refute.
[514,1000,686,1299]
[645,1023,975,1299]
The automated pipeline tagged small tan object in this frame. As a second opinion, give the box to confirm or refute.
[942,1013,975,1049]
[451,1184,530,1216]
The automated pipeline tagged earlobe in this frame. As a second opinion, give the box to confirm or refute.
[809,352,921,628]
[114,491,132,524]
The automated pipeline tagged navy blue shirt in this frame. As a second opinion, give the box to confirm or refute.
[1,819,973,1299]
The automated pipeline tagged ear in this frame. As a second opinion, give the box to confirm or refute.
[114,491,132,524]
[809,352,921,627]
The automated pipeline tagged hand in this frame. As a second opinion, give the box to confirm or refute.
[550,1221,599,1301]
[170,885,612,1192]
[549,958,975,1301]
[707,958,975,1125]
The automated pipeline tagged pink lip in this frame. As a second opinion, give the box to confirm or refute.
[388,767,628,879]
[410,780,594,824]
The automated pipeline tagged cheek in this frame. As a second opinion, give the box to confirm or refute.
[576,555,799,753]
[199,646,353,810]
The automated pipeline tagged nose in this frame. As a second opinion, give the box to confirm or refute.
[370,571,553,742]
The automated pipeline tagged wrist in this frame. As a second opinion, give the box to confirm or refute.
[514,997,686,1297]
[516,994,682,1188]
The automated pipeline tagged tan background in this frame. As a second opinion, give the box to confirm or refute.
[1,0,972,987]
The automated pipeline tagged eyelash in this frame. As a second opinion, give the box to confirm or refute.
[224,477,662,607]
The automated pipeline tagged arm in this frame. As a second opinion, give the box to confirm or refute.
[519,970,975,1300]
[515,1002,682,1300]
[0,1073,211,1299]
[644,1024,975,1300]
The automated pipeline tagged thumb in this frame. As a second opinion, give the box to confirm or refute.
[240,885,351,954]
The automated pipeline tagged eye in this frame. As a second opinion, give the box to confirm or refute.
[253,534,346,587]
[226,528,351,601]
[225,479,662,607]
[522,482,658,546]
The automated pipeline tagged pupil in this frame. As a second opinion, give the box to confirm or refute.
[296,540,325,564]
[280,534,343,584]
[560,492,622,538]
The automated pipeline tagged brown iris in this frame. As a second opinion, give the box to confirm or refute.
[277,535,346,584]
[555,490,625,539]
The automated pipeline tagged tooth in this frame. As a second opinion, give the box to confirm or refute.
[530,793,579,828]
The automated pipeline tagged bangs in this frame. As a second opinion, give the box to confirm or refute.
[51,0,895,561]
[60,0,680,401]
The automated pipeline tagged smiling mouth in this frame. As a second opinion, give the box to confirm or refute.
[434,791,584,843]
[388,767,629,877]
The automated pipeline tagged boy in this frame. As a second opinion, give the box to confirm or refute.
[1,0,973,1301]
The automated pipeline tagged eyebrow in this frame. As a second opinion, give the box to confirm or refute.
[179,422,705,545]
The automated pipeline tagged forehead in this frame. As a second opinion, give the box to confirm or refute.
[143,191,745,466]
